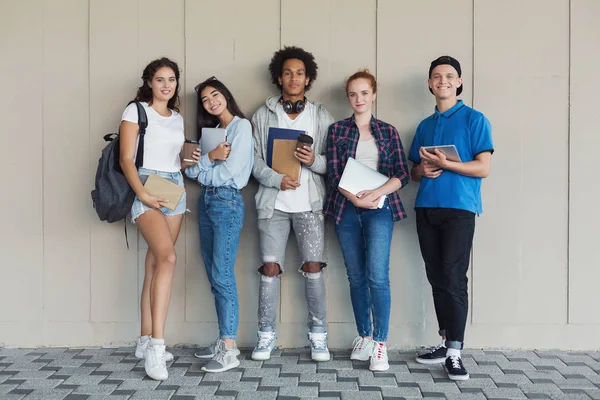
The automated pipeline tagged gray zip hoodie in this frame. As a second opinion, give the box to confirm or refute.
[251,95,334,220]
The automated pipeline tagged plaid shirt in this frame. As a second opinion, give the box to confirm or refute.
[324,115,409,224]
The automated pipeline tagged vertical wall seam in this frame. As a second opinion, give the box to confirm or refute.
[88,0,92,323]
[566,0,571,324]
[41,0,46,332]
[470,0,475,326]
[136,0,141,322]
[183,0,188,323]
[375,0,379,117]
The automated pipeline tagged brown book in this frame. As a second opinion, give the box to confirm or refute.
[272,139,301,181]
[143,173,184,211]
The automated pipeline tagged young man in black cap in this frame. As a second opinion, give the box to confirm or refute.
[408,56,494,380]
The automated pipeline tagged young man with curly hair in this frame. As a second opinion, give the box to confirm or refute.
[250,46,334,362]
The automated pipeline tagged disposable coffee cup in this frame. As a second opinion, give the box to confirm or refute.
[182,139,199,162]
[296,133,313,151]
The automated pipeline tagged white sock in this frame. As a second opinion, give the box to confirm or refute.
[441,338,446,347]
[139,335,150,343]
[150,337,165,346]
[447,348,460,358]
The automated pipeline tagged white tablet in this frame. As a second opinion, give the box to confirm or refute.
[422,144,462,162]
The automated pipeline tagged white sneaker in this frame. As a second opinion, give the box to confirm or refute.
[369,341,389,371]
[251,331,277,361]
[201,340,241,373]
[350,336,374,361]
[135,336,174,362]
[308,332,330,362]
[144,344,168,381]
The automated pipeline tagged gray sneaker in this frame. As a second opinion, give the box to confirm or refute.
[194,338,219,359]
[201,340,240,373]
[251,330,277,361]
[308,331,330,362]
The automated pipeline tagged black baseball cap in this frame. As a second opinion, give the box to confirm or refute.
[428,55,463,96]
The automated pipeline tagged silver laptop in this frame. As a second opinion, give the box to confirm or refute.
[338,157,389,208]
[200,128,227,156]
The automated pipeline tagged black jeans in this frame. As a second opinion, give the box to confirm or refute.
[415,207,475,350]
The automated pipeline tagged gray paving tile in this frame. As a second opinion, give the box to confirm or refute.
[217,380,259,391]
[17,378,63,390]
[446,394,486,400]
[116,379,160,391]
[395,372,435,384]
[483,387,527,399]
[71,384,117,395]
[319,381,360,391]
[173,385,218,396]
[357,376,397,387]
[341,392,382,399]
[200,370,242,381]
[380,385,423,398]
[417,382,460,394]
[129,389,175,399]
[278,384,319,397]
[258,376,299,387]
[298,372,336,382]
[62,374,106,385]
[237,391,278,400]
[12,370,56,380]
[19,388,72,399]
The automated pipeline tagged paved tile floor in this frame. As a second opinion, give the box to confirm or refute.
[1,346,600,399]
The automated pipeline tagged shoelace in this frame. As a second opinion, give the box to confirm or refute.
[448,355,461,369]
[212,344,229,364]
[257,332,275,349]
[372,343,387,360]
[352,337,370,352]
[149,346,165,368]
[309,333,327,350]
[429,343,444,352]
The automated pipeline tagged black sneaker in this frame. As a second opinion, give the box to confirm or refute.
[415,344,447,364]
[445,355,469,381]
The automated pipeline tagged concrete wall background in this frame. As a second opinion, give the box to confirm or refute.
[1,0,598,350]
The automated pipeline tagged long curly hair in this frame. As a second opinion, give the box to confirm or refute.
[268,46,318,92]
[134,57,181,112]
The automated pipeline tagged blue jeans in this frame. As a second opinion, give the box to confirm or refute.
[198,186,244,339]
[334,201,394,342]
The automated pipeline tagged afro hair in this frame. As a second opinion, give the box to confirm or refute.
[268,46,318,92]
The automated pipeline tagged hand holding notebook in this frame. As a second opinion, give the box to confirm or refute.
[143,173,185,211]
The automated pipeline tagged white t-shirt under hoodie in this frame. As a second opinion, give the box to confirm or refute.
[121,102,185,173]
[274,102,316,213]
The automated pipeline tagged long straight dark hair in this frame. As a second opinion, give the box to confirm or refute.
[195,76,246,141]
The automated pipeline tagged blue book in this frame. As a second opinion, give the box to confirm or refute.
[266,127,305,168]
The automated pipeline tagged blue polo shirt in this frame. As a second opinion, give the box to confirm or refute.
[408,100,493,215]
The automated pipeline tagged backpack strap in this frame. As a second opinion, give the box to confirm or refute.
[134,101,148,169]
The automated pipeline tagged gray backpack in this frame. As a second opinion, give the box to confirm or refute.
[91,101,147,224]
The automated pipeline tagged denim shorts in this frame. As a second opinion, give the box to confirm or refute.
[130,167,187,223]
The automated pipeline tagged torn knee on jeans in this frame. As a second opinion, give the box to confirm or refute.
[301,261,325,274]
[258,262,281,277]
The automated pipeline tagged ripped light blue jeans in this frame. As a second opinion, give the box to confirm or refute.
[256,210,327,333]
